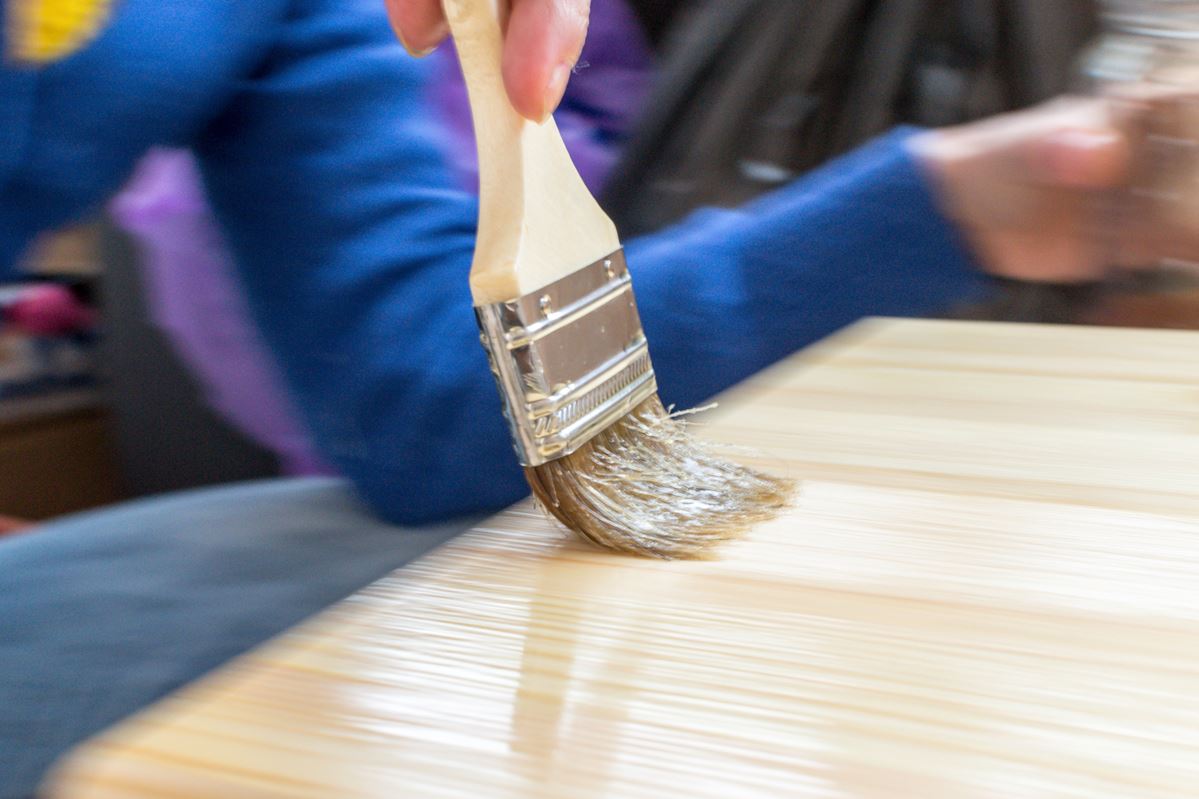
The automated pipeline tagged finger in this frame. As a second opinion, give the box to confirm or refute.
[385,0,449,56]
[502,0,589,121]
[1034,128,1131,188]
[978,220,1107,283]
[995,99,1130,188]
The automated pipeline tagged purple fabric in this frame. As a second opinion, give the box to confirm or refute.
[108,0,653,477]
[110,150,337,477]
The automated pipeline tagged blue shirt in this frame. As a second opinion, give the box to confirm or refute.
[0,0,989,523]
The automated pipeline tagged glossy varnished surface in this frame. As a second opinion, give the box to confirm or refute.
[45,320,1199,798]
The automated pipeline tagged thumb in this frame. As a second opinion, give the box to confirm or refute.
[1028,128,1131,189]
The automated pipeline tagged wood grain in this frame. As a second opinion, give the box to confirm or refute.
[43,319,1199,798]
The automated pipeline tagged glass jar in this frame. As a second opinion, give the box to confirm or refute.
[1079,0,1199,270]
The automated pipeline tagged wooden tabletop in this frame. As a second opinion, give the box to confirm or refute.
[44,319,1199,798]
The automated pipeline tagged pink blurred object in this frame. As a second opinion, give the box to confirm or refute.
[0,515,34,536]
[2,284,96,336]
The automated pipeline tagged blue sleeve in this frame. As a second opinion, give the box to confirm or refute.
[1,0,989,524]
[629,128,992,406]
[0,0,290,272]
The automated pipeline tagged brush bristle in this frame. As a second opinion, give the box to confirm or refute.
[524,395,795,559]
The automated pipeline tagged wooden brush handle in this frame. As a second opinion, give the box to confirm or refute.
[443,0,619,305]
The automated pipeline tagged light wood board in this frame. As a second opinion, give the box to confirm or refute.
[43,319,1199,798]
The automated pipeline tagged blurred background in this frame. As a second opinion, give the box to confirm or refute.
[3,0,1195,526]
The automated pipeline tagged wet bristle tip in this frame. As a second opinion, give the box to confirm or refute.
[524,396,795,559]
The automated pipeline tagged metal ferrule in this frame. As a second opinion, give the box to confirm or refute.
[475,250,658,466]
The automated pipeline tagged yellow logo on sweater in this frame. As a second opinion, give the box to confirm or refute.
[5,0,115,64]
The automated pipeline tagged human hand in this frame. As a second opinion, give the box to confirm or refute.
[385,0,589,121]
[910,98,1132,283]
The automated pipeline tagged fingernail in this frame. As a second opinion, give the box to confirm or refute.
[1045,129,1126,184]
[1053,129,1122,154]
[538,63,572,122]
[397,20,448,58]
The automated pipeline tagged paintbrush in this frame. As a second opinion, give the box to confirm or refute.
[444,0,793,558]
